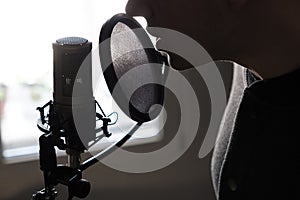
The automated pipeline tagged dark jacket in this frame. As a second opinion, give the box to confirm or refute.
[212,65,300,200]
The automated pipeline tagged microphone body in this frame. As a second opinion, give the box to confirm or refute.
[52,37,95,162]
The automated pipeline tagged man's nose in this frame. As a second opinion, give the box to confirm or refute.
[125,0,152,18]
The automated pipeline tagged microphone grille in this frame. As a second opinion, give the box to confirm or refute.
[56,37,88,46]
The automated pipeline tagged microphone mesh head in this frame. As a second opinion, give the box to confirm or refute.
[56,37,88,45]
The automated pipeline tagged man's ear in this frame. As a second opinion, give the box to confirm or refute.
[228,0,248,9]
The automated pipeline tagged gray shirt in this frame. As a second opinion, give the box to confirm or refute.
[211,64,300,199]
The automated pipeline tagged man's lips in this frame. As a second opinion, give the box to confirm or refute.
[155,37,161,42]
[145,26,162,48]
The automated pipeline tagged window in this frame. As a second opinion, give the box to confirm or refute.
[0,0,163,163]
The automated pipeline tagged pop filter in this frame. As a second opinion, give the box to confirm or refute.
[99,13,167,123]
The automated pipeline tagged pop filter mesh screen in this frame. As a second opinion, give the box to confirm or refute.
[110,22,160,118]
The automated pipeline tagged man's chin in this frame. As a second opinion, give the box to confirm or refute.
[164,51,195,71]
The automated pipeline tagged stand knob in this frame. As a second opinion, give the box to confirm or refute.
[69,179,91,199]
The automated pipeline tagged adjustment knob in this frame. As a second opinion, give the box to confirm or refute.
[69,179,91,199]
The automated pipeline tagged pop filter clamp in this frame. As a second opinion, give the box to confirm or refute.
[32,14,169,200]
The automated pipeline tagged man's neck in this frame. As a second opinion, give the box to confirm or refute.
[235,50,300,80]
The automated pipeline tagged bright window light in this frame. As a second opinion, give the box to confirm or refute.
[0,0,162,163]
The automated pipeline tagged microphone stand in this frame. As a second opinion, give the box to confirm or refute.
[32,100,141,200]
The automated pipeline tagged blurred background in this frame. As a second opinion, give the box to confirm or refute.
[0,0,233,199]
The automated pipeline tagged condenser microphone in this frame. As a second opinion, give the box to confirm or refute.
[52,37,96,167]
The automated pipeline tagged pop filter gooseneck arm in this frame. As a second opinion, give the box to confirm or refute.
[80,122,142,171]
